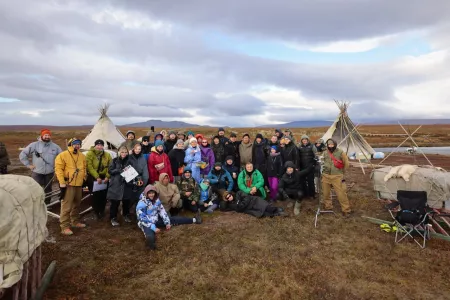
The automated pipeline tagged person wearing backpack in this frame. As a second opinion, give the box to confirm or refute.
[322,139,352,217]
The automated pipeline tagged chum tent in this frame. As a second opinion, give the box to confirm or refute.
[81,104,126,150]
[321,100,375,160]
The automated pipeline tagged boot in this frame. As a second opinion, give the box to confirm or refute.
[195,209,203,224]
[294,201,301,216]
[145,231,156,250]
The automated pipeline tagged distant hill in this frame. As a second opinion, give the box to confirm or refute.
[123,119,207,128]
[258,120,333,128]
[365,119,450,125]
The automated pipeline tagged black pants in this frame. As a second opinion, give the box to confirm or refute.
[302,170,316,197]
[263,206,280,217]
[0,166,6,174]
[182,198,198,213]
[220,200,237,211]
[92,189,108,215]
[110,199,130,219]
[31,172,54,203]
[278,189,304,201]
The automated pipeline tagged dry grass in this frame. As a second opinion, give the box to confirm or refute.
[3,128,450,299]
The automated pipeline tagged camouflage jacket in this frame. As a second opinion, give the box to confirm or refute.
[176,176,200,202]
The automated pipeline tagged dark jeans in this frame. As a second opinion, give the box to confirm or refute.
[31,172,54,203]
[109,199,130,219]
[92,189,108,215]
[220,200,237,211]
[0,166,6,174]
[182,198,198,213]
[156,215,193,227]
[263,206,280,217]
[278,189,304,201]
[302,170,316,197]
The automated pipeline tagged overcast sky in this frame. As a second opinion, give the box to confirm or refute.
[0,0,449,127]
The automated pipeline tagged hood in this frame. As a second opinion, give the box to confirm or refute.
[284,161,296,169]
[174,139,185,149]
[143,185,158,200]
[241,142,253,148]
[187,131,195,137]
[315,138,324,144]
[154,133,164,142]
[195,134,204,140]
[326,138,337,146]
[142,136,150,142]
[225,155,234,165]
[158,173,170,185]
[301,135,310,142]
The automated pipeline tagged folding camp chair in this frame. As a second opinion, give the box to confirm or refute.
[386,190,448,248]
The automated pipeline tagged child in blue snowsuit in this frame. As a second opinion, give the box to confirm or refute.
[198,179,219,214]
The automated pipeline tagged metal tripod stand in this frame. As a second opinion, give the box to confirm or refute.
[314,163,337,228]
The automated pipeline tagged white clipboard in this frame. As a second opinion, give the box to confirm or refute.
[93,181,108,192]
[121,165,139,183]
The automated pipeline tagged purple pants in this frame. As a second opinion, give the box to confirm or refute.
[268,177,279,200]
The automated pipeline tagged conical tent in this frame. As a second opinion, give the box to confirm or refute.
[321,101,375,160]
[81,104,126,150]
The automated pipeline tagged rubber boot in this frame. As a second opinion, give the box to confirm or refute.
[294,201,301,216]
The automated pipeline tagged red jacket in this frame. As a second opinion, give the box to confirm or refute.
[148,148,173,183]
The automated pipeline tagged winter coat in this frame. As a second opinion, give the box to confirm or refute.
[218,135,229,145]
[128,152,149,194]
[141,143,153,162]
[168,148,186,176]
[239,142,253,167]
[184,146,202,183]
[107,156,133,201]
[136,191,171,232]
[54,147,87,187]
[275,129,284,141]
[266,152,283,178]
[237,169,266,198]
[119,139,140,151]
[154,173,182,211]
[278,161,309,194]
[199,182,213,204]
[207,168,234,192]
[298,135,317,171]
[322,146,349,176]
[19,138,62,175]
[235,191,269,218]
[252,141,269,170]
[225,141,241,168]
[223,156,239,191]
[164,139,177,154]
[85,147,112,180]
[148,148,173,183]
[281,143,299,169]
[0,142,11,167]
[177,176,200,202]
[211,142,226,165]
[200,146,215,176]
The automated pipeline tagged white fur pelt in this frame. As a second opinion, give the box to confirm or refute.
[384,164,418,182]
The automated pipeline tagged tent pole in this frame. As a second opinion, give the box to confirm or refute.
[342,115,368,174]
[398,122,434,167]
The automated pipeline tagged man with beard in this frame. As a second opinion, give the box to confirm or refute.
[322,139,352,217]
[281,136,299,169]
[239,134,253,169]
[164,131,178,153]
[298,135,317,199]
[217,127,229,145]
[278,161,309,216]
[252,133,269,186]
[225,132,241,169]
[20,129,62,203]
[55,138,87,235]
[0,141,11,174]
[120,130,140,153]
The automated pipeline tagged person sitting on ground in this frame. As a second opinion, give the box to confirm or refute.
[107,146,134,226]
[267,146,283,202]
[298,135,317,199]
[85,139,112,220]
[278,161,309,216]
[148,140,173,184]
[0,141,11,174]
[235,191,286,218]
[207,162,233,193]
[155,173,182,216]
[137,185,202,250]
[177,167,200,213]
[140,136,153,162]
[219,190,237,212]
[184,138,202,183]
[19,129,62,203]
[120,130,140,153]
[198,178,219,214]
[223,155,239,192]
[168,139,186,182]
[237,162,266,198]
[164,131,178,154]
[211,135,226,164]
[200,138,215,178]
[322,139,352,217]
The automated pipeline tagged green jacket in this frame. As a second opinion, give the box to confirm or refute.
[176,176,200,202]
[85,147,113,179]
[322,148,349,175]
[237,169,266,198]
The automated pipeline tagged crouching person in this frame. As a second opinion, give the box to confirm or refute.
[137,185,202,250]
[278,161,307,216]
[177,167,200,212]
[198,179,219,214]
[235,191,285,218]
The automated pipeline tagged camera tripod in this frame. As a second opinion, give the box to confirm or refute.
[314,165,337,228]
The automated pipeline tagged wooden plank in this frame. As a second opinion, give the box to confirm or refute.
[37,246,42,287]
[433,209,450,229]
[20,261,28,300]
[31,250,37,297]
[12,284,20,300]
[430,218,450,236]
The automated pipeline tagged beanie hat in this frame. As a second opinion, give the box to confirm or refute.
[142,136,150,142]
[256,133,263,139]
[230,132,237,138]
[214,162,222,168]
[218,127,225,132]
[40,129,51,137]
[189,137,197,144]
[187,131,195,136]
[68,138,81,146]
[271,145,278,152]
[155,140,164,147]
[243,133,250,138]
[94,139,104,146]
[176,139,184,145]
[126,130,135,137]
[168,131,176,136]
[183,167,192,174]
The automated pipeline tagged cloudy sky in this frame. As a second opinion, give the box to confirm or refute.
[0,0,449,127]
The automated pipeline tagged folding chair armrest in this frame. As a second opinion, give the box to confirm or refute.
[385,201,400,210]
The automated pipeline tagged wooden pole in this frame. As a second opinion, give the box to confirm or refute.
[20,261,28,300]
[12,284,19,300]
[31,250,37,296]
[37,246,42,287]
[32,261,57,300]
[377,126,421,166]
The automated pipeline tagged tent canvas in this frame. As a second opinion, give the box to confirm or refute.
[321,101,375,160]
[81,104,126,150]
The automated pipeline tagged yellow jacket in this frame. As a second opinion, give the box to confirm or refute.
[55,147,87,187]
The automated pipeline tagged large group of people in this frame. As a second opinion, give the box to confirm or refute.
[1,126,352,250]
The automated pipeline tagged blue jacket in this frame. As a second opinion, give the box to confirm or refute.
[136,195,171,232]
[19,138,62,175]
[207,169,234,192]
